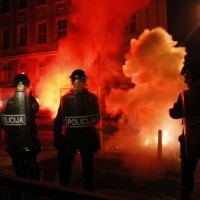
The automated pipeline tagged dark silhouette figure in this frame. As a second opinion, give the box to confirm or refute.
[169,62,200,200]
[54,69,101,191]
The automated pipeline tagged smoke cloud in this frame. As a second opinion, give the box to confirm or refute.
[35,0,187,178]
[35,0,150,116]
[104,27,186,177]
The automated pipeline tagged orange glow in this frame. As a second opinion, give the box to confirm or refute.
[33,1,186,177]
[35,0,150,118]
[144,129,175,147]
[104,27,186,166]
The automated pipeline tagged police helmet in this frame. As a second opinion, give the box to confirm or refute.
[181,62,200,83]
[69,69,88,82]
[13,73,30,87]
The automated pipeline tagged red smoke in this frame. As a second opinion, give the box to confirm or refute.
[35,0,150,116]
[35,0,187,177]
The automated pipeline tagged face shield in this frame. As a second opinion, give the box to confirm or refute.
[72,78,86,92]
[16,82,28,92]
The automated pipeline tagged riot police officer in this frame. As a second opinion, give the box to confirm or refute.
[54,69,101,191]
[1,73,40,180]
[169,62,200,200]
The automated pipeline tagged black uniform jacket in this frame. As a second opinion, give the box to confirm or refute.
[54,88,101,153]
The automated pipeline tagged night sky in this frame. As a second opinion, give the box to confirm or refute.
[167,0,200,62]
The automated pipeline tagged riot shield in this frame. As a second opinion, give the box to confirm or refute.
[0,89,33,152]
[181,90,200,160]
[60,88,100,128]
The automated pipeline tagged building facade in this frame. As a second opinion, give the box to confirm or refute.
[0,0,167,87]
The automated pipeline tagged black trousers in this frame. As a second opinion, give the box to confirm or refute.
[181,159,198,200]
[58,150,94,191]
[9,151,40,180]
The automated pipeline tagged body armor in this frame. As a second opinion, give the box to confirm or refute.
[62,90,99,128]
[54,89,100,153]
[1,91,39,153]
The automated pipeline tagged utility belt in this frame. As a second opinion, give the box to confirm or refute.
[65,114,99,128]
[1,114,26,126]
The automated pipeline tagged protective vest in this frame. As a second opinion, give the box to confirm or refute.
[61,90,100,128]
[1,92,39,152]
[182,89,200,159]
[53,89,101,153]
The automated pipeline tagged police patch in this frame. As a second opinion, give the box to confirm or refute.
[1,114,26,126]
[65,114,99,128]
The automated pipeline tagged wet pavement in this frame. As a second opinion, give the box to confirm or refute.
[0,129,200,200]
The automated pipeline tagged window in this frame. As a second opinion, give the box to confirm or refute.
[19,0,27,9]
[2,0,9,13]
[19,26,27,47]
[39,62,45,75]
[58,19,67,39]
[1,65,10,82]
[37,0,46,5]
[38,23,47,44]
[2,29,10,49]
[130,15,136,34]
